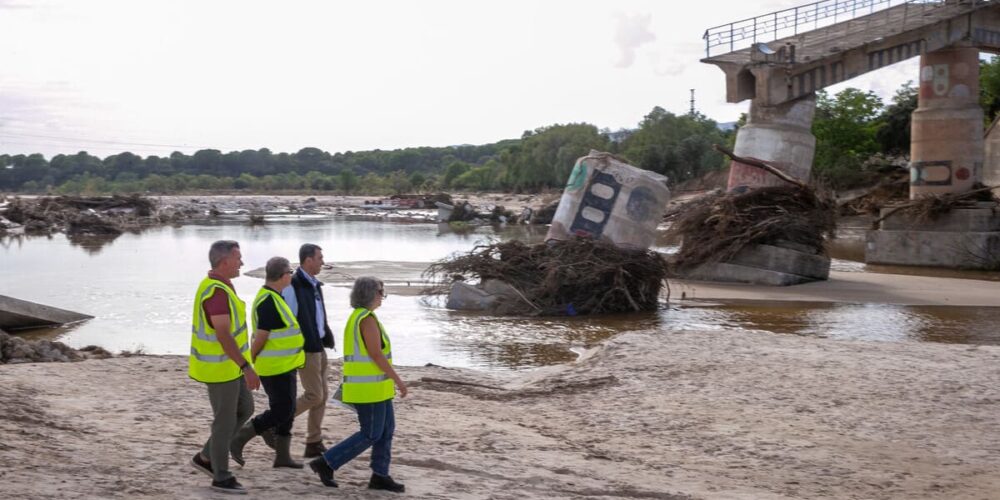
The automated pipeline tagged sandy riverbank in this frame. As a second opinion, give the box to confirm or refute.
[2,327,999,499]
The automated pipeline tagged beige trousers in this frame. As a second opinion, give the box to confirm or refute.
[295,350,329,444]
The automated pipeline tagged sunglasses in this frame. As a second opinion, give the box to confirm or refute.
[378,288,388,298]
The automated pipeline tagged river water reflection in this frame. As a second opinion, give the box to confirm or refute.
[2,217,999,371]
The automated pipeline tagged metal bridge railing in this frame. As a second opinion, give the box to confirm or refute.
[703,0,985,58]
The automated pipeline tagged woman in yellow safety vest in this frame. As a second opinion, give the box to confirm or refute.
[308,276,407,493]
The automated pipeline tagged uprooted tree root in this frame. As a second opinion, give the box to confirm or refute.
[871,183,1000,229]
[667,185,837,270]
[423,238,669,316]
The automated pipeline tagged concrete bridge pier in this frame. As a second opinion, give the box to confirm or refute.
[866,45,1000,269]
[681,94,830,286]
[727,95,817,192]
[909,45,983,198]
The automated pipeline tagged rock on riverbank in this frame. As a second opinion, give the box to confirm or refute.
[0,329,112,364]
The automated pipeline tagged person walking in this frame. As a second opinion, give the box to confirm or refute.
[230,257,306,469]
[309,276,407,493]
[189,240,259,495]
[281,243,335,458]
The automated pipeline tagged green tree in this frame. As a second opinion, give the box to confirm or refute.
[339,169,358,194]
[812,88,884,188]
[408,172,426,192]
[620,107,729,184]
[981,56,1000,124]
[442,161,471,188]
[502,123,609,191]
[875,81,918,155]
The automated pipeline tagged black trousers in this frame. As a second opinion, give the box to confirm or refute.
[252,370,297,436]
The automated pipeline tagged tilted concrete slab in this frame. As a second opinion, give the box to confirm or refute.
[678,243,831,286]
[704,2,1000,105]
[729,243,832,280]
[0,295,93,331]
[682,261,816,286]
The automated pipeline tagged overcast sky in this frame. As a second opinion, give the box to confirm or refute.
[0,0,920,159]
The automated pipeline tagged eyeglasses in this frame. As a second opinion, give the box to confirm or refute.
[285,270,294,275]
[378,289,388,298]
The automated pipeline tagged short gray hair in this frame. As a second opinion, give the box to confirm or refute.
[265,256,291,282]
[350,276,384,309]
[209,240,240,268]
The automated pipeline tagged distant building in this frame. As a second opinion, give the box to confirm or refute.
[717,121,738,132]
[607,129,634,143]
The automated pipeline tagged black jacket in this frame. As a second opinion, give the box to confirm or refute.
[289,268,335,352]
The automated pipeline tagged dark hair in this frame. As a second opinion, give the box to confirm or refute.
[299,243,322,264]
[209,240,240,268]
[350,276,383,309]
[265,256,291,282]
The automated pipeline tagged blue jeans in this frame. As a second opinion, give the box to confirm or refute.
[322,399,395,476]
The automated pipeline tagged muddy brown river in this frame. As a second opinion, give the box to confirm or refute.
[2,215,999,370]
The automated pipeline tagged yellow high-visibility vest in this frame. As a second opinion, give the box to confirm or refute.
[341,307,394,403]
[251,287,305,376]
[189,277,250,383]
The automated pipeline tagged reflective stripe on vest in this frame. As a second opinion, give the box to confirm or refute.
[251,287,306,377]
[343,353,392,363]
[341,307,394,404]
[188,277,250,383]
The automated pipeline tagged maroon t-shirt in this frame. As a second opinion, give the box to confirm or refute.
[203,271,235,331]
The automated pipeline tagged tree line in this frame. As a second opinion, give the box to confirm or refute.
[4,56,1000,195]
[0,109,732,195]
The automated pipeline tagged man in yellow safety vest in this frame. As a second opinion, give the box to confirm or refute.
[230,256,306,469]
[188,240,260,495]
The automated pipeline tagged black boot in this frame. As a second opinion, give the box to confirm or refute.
[272,435,303,469]
[369,473,405,493]
[308,457,338,488]
[229,421,258,467]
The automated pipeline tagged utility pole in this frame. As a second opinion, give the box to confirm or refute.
[689,89,696,116]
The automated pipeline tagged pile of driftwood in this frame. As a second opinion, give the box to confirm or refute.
[666,146,837,270]
[424,238,668,316]
[871,182,1000,229]
[667,185,836,269]
[2,195,161,236]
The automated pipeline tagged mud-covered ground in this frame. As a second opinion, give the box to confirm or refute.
[1,327,999,499]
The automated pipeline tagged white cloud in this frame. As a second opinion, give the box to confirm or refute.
[613,12,656,68]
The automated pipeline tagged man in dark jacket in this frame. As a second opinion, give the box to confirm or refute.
[281,243,335,458]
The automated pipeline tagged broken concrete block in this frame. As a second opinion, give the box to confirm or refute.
[546,150,670,250]
[446,280,522,312]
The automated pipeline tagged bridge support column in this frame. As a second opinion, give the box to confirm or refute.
[727,94,816,191]
[679,94,829,286]
[866,46,1000,269]
[910,45,983,198]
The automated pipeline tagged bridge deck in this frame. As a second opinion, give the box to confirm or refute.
[702,1,1000,104]
[703,2,976,67]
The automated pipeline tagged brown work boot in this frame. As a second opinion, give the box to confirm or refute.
[303,441,326,458]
